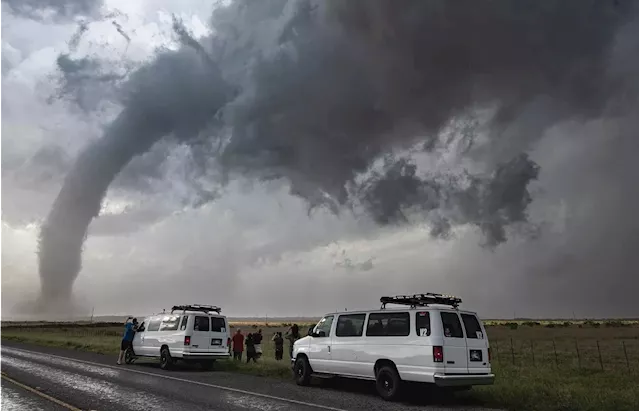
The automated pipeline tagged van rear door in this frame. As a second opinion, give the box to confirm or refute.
[210,316,229,355]
[190,315,211,354]
[439,311,468,373]
[460,312,490,373]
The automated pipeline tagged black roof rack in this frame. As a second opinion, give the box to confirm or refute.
[171,304,222,314]
[380,293,462,309]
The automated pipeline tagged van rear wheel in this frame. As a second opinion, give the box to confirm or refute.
[376,365,402,401]
[160,347,173,370]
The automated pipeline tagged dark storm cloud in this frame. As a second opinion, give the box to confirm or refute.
[36,0,637,311]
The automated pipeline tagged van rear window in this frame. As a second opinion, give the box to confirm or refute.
[416,312,431,336]
[194,316,210,332]
[366,312,410,337]
[461,313,484,339]
[440,312,464,338]
[211,317,226,332]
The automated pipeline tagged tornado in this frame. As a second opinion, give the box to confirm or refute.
[37,48,231,307]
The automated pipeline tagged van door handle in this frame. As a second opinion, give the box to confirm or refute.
[328,346,331,353]
[447,361,455,364]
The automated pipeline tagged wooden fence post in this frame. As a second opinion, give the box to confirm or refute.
[596,340,604,371]
[510,337,515,365]
[552,339,558,368]
[530,340,535,366]
[622,341,630,373]
[575,338,581,369]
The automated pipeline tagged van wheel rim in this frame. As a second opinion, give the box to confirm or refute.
[380,373,393,393]
[296,364,303,377]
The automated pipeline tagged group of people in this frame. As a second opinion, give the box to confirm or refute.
[117,318,302,365]
[231,324,300,363]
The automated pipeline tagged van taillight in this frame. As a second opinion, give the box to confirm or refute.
[184,336,191,346]
[433,346,444,363]
[488,347,491,362]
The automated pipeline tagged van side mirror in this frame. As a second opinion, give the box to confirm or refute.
[307,327,314,336]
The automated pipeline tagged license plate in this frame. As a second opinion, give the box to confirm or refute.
[211,338,222,346]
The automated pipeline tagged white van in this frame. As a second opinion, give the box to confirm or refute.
[292,294,494,401]
[127,304,231,370]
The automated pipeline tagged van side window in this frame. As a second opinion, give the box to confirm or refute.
[159,316,180,331]
[211,317,226,332]
[366,312,410,337]
[179,316,189,331]
[416,311,431,336]
[440,312,464,338]
[461,313,484,339]
[147,318,161,332]
[313,315,334,337]
[336,314,366,337]
[194,316,210,332]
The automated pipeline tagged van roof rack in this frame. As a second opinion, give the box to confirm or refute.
[380,293,462,309]
[171,304,222,314]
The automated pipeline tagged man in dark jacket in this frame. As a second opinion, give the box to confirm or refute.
[272,332,284,360]
[245,333,257,363]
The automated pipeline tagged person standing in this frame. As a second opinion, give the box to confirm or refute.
[117,317,138,365]
[284,324,300,360]
[232,329,245,361]
[253,329,263,359]
[272,332,284,361]
[245,333,257,363]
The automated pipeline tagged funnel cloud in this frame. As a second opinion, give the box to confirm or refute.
[2,0,636,316]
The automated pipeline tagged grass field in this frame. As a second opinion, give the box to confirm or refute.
[2,320,638,411]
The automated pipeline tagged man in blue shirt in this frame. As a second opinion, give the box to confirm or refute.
[117,317,138,365]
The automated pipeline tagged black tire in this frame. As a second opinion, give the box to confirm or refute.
[376,365,402,401]
[293,356,312,386]
[160,347,173,370]
[124,347,135,364]
[200,360,215,370]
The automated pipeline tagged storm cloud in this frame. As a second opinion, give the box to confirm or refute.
[2,0,636,317]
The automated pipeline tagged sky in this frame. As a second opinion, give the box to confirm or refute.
[1,0,638,320]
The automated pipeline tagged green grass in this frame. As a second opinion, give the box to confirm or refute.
[2,322,638,411]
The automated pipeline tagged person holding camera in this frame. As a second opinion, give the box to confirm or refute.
[117,317,138,365]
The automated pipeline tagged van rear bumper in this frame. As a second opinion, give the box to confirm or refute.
[180,353,231,360]
[433,373,495,387]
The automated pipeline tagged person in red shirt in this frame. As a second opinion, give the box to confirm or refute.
[232,329,245,361]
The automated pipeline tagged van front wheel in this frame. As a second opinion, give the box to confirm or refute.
[375,365,401,401]
[293,357,312,386]
[160,347,173,370]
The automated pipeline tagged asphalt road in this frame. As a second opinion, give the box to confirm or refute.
[1,341,499,411]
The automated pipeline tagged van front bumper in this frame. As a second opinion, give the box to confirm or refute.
[433,373,495,387]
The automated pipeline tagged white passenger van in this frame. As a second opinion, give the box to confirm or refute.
[292,293,494,401]
[127,304,231,370]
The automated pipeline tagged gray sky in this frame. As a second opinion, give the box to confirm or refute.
[2,0,638,319]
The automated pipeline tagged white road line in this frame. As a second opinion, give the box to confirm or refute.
[2,347,347,411]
